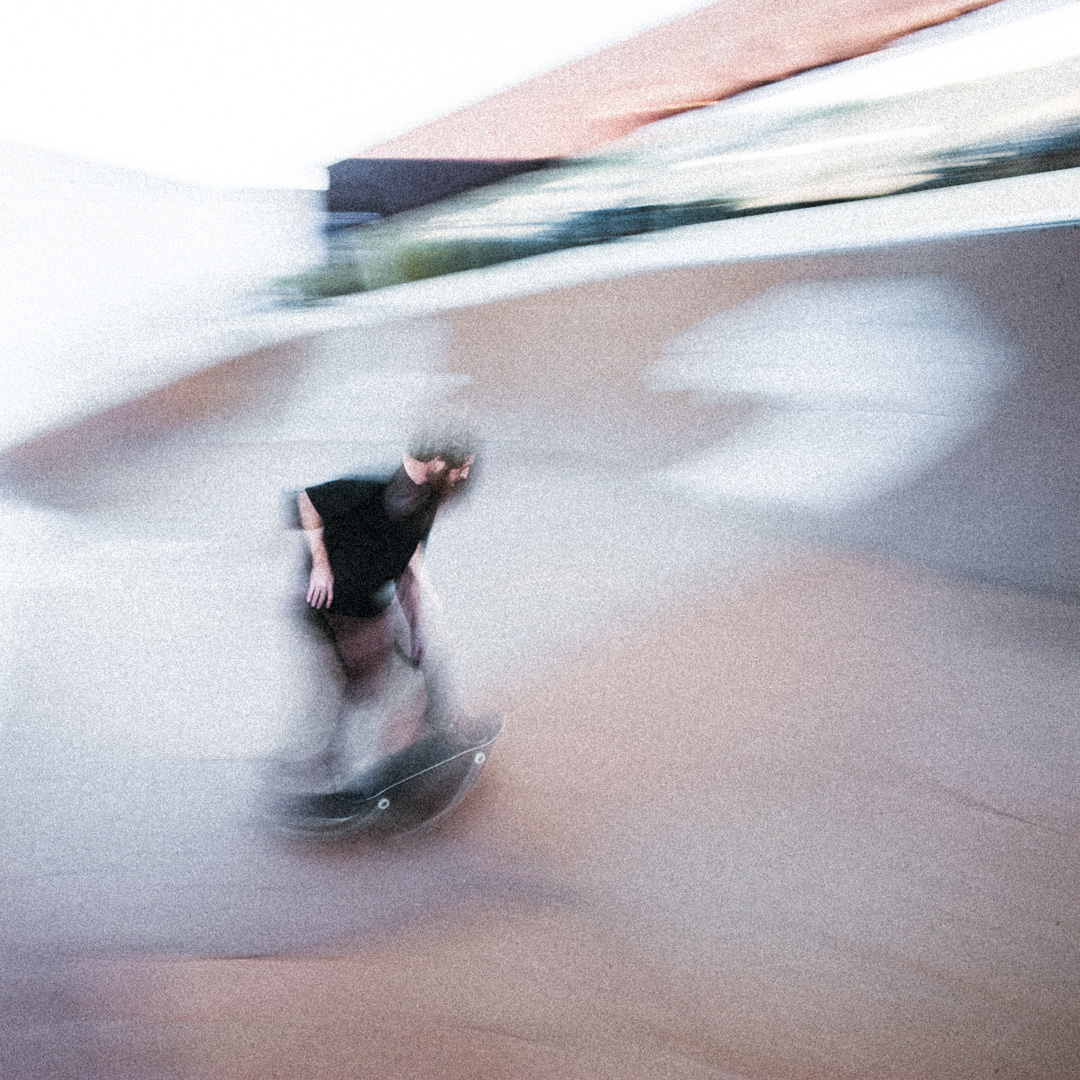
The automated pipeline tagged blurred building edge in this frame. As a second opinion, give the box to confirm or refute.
[327,159,554,217]
[324,159,554,261]
[324,0,1001,232]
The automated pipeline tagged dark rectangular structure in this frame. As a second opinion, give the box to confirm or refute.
[326,157,553,218]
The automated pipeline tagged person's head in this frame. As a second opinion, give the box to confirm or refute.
[405,416,479,500]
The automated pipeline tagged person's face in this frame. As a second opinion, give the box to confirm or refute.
[426,456,475,498]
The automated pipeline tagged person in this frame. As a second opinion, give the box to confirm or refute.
[290,433,476,803]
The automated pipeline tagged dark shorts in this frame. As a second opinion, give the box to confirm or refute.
[323,609,396,682]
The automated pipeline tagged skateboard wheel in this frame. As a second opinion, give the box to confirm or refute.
[377,797,391,810]
[474,752,486,764]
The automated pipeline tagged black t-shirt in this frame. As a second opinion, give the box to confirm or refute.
[305,468,438,617]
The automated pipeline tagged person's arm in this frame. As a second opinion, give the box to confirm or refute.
[298,490,334,609]
[397,544,431,662]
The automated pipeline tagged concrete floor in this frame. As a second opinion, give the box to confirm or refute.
[2,256,1079,1077]
[18,552,1080,1080]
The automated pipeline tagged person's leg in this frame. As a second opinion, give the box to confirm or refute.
[416,628,465,732]
[397,599,465,732]
[324,610,396,699]
[267,600,350,798]
[314,610,397,781]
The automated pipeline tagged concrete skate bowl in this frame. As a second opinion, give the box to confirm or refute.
[2,223,1080,1079]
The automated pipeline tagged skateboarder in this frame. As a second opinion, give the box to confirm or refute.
[285,432,476,817]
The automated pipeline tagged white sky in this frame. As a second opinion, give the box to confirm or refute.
[0,1,714,189]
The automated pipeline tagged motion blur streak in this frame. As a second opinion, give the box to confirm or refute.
[648,277,1017,511]
[4,220,1080,1077]
[3,2,1080,1078]
[293,1,1080,298]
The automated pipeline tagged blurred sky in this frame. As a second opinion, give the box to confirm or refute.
[0,1,715,190]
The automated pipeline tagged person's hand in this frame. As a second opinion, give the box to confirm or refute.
[307,564,334,609]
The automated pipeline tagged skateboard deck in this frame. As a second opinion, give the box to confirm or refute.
[281,712,504,839]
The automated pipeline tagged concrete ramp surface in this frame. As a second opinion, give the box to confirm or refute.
[2,192,1080,1079]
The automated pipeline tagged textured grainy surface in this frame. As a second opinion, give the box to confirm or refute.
[80,555,1080,1079]
[3,220,1080,1077]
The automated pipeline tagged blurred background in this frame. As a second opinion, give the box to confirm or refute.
[2,2,1080,1078]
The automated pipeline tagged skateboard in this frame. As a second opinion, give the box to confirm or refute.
[279,711,504,839]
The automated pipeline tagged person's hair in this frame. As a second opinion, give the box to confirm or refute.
[406,412,479,469]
